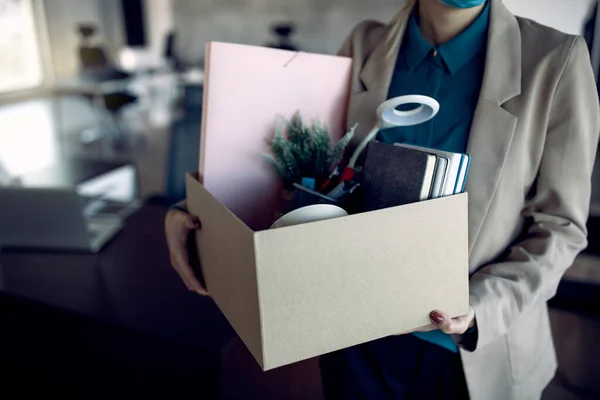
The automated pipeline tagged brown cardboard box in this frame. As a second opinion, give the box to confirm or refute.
[186,172,469,371]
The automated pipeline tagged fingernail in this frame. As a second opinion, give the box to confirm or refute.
[195,287,207,295]
[430,311,444,324]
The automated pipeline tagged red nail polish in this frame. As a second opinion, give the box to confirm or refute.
[430,311,444,324]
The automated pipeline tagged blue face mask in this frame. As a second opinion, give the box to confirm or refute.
[439,0,486,8]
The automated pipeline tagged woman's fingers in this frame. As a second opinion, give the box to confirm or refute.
[186,216,201,230]
[429,307,475,334]
[176,259,208,295]
[395,307,476,336]
[431,310,460,334]
[171,246,205,294]
[165,210,208,296]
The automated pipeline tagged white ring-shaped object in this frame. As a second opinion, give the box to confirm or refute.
[377,95,440,128]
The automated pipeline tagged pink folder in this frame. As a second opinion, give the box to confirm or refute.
[200,42,353,230]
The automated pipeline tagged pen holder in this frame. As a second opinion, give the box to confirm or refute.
[290,184,338,211]
[274,179,357,225]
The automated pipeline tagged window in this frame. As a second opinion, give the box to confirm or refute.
[0,0,44,93]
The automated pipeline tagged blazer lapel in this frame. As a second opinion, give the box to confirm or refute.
[349,2,416,145]
[465,0,521,254]
[359,0,415,95]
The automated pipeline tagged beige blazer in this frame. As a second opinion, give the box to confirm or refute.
[340,0,600,399]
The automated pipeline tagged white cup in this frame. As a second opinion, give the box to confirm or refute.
[270,204,348,229]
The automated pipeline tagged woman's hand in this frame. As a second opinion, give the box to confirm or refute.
[165,208,208,296]
[426,306,476,334]
[397,306,476,335]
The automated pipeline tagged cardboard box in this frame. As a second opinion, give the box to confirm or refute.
[186,172,469,371]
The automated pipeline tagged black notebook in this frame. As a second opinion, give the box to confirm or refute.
[361,141,437,212]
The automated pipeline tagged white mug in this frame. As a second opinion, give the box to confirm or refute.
[270,204,348,229]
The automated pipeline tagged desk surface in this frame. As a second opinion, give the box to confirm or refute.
[52,75,130,95]
[18,158,127,188]
[0,204,233,350]
[0,203,325,399]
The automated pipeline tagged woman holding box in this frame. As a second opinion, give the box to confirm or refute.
[165,0,600,398]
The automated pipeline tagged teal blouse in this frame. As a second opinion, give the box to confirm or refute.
[378,1,490,352]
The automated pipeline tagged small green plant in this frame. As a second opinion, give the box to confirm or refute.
[262,111,356,188]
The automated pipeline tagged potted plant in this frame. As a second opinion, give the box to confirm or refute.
[263,112,356,214]
[263,112,355,188]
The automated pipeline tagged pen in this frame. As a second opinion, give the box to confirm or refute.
[318,165,341,192]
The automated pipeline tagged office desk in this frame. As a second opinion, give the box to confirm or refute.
[0,204,234,398]
[0,203,325,399]
[18,158,127,188]
[52,75,136,157]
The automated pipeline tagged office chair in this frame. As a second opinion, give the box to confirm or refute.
[77,45,139,148]
[163,31,183,71]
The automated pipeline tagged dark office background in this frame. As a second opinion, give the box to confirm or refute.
[0,0,599,399]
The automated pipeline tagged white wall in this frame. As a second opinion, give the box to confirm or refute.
[144,0,174,55]
[503,0,595,35]
[171,0,597,65]
[172,0,405,64]
[99,0,126,58]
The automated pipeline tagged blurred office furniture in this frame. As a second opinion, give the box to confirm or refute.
[164,31,183,71]
[0,204,233,398]
[546,216,600,398]
[0,186,123,253]
[0,200,324,399]
[265,22,299,51]
[52,76,143,158]
[77,23,130,82]
[49,24,139,155]
[164,83,202,201]
[0,159,141,252]
[585,0,600,84]
[76,24,138,148]
[52,83,131,158]
[118,31,182,74]
[19,159,141,220]
[550,277,600,398]
[17,158,139,201]
[584,1,600,112]
[0,160,13,185]
[117,30,190,125]
[118,47,165,73]
[116,46,179,128]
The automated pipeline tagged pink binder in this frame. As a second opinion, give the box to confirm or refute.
[200,42,353,230]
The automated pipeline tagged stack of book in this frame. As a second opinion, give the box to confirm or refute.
[361,141,470,212]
